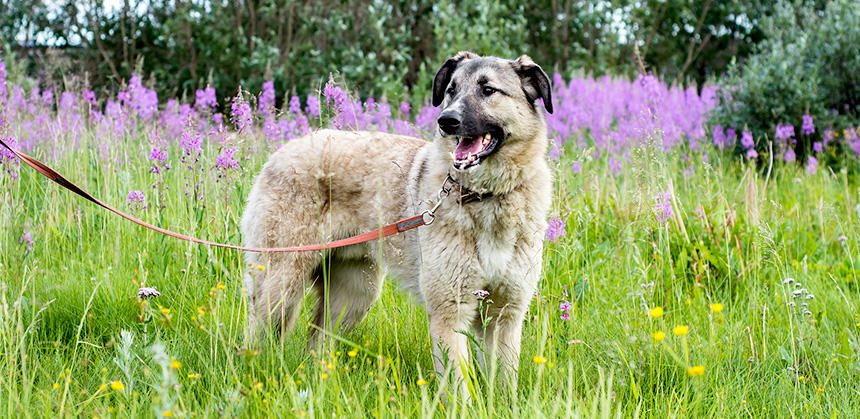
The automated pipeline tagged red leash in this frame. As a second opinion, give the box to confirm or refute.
[0,137,429,252]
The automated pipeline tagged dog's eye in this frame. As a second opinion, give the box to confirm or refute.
[482,86,497,96]
[446,84,456,96]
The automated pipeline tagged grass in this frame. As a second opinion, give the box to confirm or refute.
[1,126,859,417]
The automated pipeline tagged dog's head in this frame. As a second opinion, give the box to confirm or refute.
[432,52,553,174]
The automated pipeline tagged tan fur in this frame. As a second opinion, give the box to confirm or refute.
[241,53,552,399]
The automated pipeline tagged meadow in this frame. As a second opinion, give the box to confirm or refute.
[1,66,860,417]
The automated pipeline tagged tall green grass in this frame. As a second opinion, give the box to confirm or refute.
[1,131,858,417]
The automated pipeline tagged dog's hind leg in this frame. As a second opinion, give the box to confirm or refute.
[246,251,321,343]
[309,256,382,348]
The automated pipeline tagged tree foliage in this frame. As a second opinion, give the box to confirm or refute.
[710,0,859,161]
[0,0,812,105]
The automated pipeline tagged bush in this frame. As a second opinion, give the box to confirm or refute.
[710,0,860,163]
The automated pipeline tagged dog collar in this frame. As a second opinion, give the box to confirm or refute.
[444,173,493,205]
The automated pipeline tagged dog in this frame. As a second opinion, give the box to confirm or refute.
[240,51,553,397]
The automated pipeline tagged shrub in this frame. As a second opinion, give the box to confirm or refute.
[710,0,860,163]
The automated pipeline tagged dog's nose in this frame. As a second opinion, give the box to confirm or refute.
[437,111,461,135]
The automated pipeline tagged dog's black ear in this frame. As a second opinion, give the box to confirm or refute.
[432,51,478,107]
[512,55,553,114]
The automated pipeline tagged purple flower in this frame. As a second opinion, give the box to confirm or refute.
[231,94,253,132]
[740,131,754,149]
[306,95,320,117]
[195,86,217,110]
[399,101,411,116]
[571,161,582,174]
[712,125,726,148]
[82,89,96,105]
[323,77,349,128]
[1,135,20,179]
[288,96,302,114]
[472,289,489,300]
[180,130,203,160]
[149,146,170,174]
[560,312,571,321]
[725,128,737,144]
[258,81,276,114]
[812,142,822,153]
[823,128,834,147]
[215,147,240,171]
[545,217,567,242]
[19,231,34,255]
[745,148,758,159]
[806,156,818,175]
[0,61,6,100]
[801,114,814,136]
[783,148,796,163]
[323,77,347,110]
[41,88,53,106]
[560,301,572,312]
[654,191,674,223]
[127,190,147,214]
[775,124,795,141]
[548,138,562,161]
[137,287,161,298]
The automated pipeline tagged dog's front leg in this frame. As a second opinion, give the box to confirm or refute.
[427,303,476,402]
[483,303,528,392]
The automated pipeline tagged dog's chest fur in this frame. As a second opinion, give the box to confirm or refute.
[401,145,550,304]
[449,199,517,280]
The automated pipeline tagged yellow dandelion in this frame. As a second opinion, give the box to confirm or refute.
[255,382,263,390]
[217,283,226,290]
[710,303,724,313]
[159,307,171,314]
[109,381,124,391]
[533,355,547,364]
[687,365,705,376]
[257,265,265,271]
[649,306,664,319]
[673,325,689,336]
[98,384,108,392]
[162,411,175,418]
[798,375,806,381]
[417,378,428,386]
[652,331,666,342]
[188,373,201,379]
[321,373,328,380]
[170,359,181,370]
[347,349,358,358]
[52,383,59,390]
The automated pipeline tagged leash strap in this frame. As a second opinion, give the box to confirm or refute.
[0,137,427,253]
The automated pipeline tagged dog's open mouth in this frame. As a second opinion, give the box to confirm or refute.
[452,130,502,170]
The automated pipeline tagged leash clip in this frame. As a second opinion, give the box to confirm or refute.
[422,176,454,225]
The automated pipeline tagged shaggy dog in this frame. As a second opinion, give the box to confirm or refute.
[241,51,553,397]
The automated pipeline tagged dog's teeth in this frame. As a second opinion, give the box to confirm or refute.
[484,133,491,140]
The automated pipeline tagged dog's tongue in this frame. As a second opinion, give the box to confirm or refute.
[454,136,484,160]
